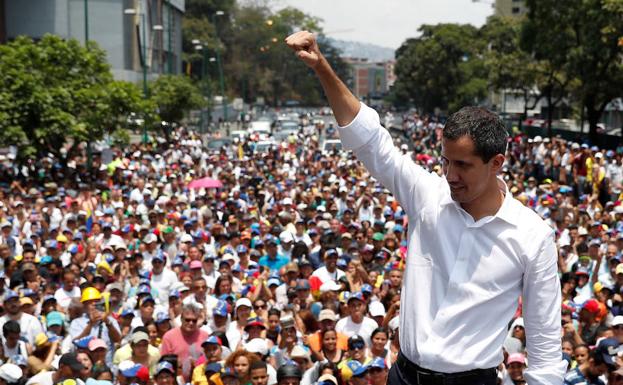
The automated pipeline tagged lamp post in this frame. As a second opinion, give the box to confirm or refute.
[84,0,93,172]
[124,7,151,144]
[212,11,227,124]
[166,0,173,74]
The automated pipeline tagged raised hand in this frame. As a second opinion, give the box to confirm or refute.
[285,31,323,70]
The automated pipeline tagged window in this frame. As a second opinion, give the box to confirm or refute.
[512,7,521,14]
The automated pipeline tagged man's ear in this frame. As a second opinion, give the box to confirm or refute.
[490,154,505,175]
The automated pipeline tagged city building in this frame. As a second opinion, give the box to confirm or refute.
[0,0,184,82]
[344,58,395,104]
[494,0,528,18]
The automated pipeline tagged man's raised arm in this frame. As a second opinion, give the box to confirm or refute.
[285,31,360,127]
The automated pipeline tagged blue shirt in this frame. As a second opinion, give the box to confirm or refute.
[69,314,120,367]
[563,367,604,385]
[258,254,289,272]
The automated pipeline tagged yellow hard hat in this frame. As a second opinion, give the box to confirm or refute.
[81,287,102,302]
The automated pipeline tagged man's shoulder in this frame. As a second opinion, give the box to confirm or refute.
[511,198,553,237]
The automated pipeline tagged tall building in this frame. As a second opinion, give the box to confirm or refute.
[0,0,184,82]
[344,58,395,104]
[495,0,527,18]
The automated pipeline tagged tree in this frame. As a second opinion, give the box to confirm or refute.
[0,35,146,164]
[523,0,623,142]
[149,75,205,134]
[392,24,488,114]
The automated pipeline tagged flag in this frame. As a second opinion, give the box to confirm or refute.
[85,209,93,235]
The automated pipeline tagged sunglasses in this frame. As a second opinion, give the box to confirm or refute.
[254,304,267,310]
[350,343,365,350]
[183,318,198,324]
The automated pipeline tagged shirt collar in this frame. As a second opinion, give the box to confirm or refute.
[439,177,520,227]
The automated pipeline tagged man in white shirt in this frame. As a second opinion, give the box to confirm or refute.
[286,31,565,385]
[54,270,81,310]
[0,290,44,346]
[311,248,345,283]
[335,292,378,346]
[150,253,178,304]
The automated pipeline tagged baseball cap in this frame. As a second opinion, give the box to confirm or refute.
[506,353,526,365]
[320,280,342,292]
[280,315,296,330]
[155,361,175,375]
[317,374,338,385]
[73,335,94,349]
[213,300,229,317]
[245,338,269,356]
[576,266,590,276]
[131,331,149,344]
[613,315,623,327]
[348,335,366,350]
[59,352,86,371]
[346,360,367,377]
[46,311,65,327]
[369,301,386,317]
[368,357,387,369]
[372,232,384,241]
[595,338,619,367]
[348,291,365,303]
[0,364,22,383]
[318,309,338,322]
[245,316,266,330]
[235,297,252,311]
[88,338,107,351]
[190,260,203,270]
[201,336,222,346]
[582,299,600,315]
[120,362,144,378]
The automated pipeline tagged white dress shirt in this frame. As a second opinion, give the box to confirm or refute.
[338,103,565,385]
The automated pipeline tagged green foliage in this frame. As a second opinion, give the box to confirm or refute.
[393,24,487,114]
[183,1,349,106]
[0,35,147,162]
[522,0,623,140]
[148,75,205,125]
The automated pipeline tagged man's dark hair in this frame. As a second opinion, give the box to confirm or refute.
[443,106,508,162]
[250,360,267,371]
[3,320,20,335]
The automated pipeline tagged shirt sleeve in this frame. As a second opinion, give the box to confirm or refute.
[338,102,444,215]
[522,232,566,385]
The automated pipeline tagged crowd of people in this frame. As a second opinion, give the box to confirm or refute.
[0,107,621,385]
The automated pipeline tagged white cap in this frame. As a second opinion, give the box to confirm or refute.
[279,231,294,243]
[533,135,542,142]
[235,297,252,310]
[244,338,269,356]
[369,301,386,317]
[290,345,310,360]
[320,280,342,293]
[180,234,193,243]
[595,152,603,159]
[282,197,293,206]
[0,364,22,383]
[613,315,623,327]
[143,233,158,244]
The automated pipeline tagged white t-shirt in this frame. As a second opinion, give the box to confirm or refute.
[54,287,81,309]
[336,316,378,346]
[151,269,178,304]
[3,340,28,361]
[312,266,345,283]
[26,371,54,385]
[0,313,44,346]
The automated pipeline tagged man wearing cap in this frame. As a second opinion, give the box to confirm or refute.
[192,335,224,385]
[259,238,289,273]
[113,329,161,371]
[151,251,177,304]
[0,290,44,346]
[336,292,377,346]
[0,363,22,385]
[312,249,345,283]
[25,352,85,385]
[564,299,607,347]
[154,361,177,385]
[286,31,564,385]
[563,338,617,384]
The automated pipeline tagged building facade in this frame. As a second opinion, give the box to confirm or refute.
[0,0,184,82]
[344,58,395,103]
[495,0,528,18]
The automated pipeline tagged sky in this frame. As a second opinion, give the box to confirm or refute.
[275,0,493,49]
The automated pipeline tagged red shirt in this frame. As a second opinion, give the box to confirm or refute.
[160,327,209,379]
